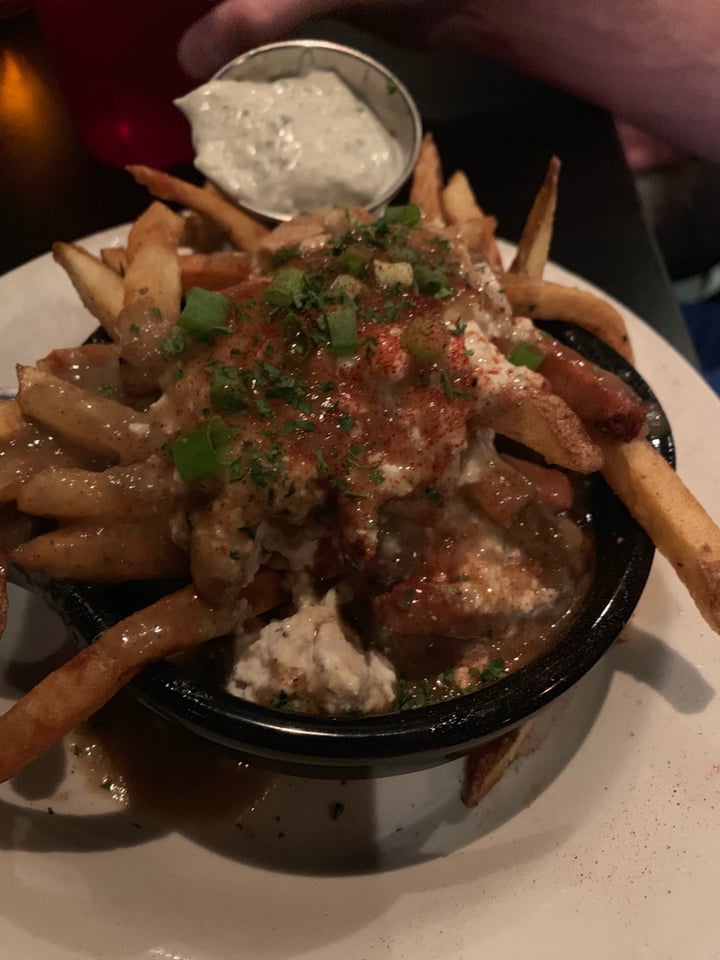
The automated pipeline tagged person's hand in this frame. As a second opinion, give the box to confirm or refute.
[178,0,455,79]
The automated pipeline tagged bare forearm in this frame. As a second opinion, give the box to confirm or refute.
[179,0,720,160]
[439,0,720,160]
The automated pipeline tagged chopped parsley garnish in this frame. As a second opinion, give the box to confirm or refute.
[207,365,252,413]
[397,587,416,610]
[480,658,506,682]
[440,370,470,401]
[413,263,452,299]
[508,340,545,371]
[424,483,445,506]
[338,412,356,433]
[379,204,421,229]
[159,327,186,355]
[271,245,302,267]
[282,418,317,433]
[270,690,297,711]
[129,323,140,337]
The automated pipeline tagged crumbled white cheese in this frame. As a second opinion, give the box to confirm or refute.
[228,587,396,714]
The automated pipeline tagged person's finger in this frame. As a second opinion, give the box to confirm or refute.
[178,0,351,79]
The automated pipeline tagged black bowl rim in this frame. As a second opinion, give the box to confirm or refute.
[40,324,673,773]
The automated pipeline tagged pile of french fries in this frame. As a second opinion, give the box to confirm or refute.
[1,133,719,807]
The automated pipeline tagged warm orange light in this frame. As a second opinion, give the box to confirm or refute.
[0,49,46,135]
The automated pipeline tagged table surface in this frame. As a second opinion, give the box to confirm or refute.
[0,10,698,364]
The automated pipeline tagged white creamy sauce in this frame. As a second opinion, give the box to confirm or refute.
[175,70,404,216]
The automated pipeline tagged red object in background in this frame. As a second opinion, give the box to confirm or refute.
[33,0,209,169]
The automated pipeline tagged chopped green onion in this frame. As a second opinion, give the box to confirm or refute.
[507,341,545,371]
[169,417,231,483]
[379,204,421,228]
[336,249,367,277]
[413,263,452,299]
[326,305,358,357]
[264,266,306,308]
[178,288,231,341]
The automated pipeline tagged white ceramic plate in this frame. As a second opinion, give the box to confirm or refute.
[2,231,720,960]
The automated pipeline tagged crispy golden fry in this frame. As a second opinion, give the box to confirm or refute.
[409,132,444,223]
[16,459,174,520]
[15,365,158,463]
[100,246,126,275]
[123,201,184,316]
[52,242,124,337]
[599,436,720,633]
[11,519,188,582]
[102,247,251,292]
[0,399,25,441]
[0,571,282,783]
[126,165,269,252]
[442,170,503,273]
[442,169,486,223]
[0,429,83,504]
[180,205,229,252]
[509,156,561,279]
[177,251,252,291]
[502,273,633,362]
[462,721,532,807]
[491,392,604,474]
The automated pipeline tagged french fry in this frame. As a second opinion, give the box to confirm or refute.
[0,571,283,784]
[509,156,561,279]
[599,436,720,633]
[491,392,604,474]
[409,132,444,223]
[123,201,184,319]
[11,519,188,582]
[103,248,252,292]
[442,169,486,223]
[15,365,159,463]
[180,206,229,252]
[16,460,174,520]
[0,399,25,441]
[462,721,532,807]
[126,165,269,252]
[442,170,503,273]
[100,246,126,275]
[178,251,252,291]
[52,242,124,338]
[502,273,633,362]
